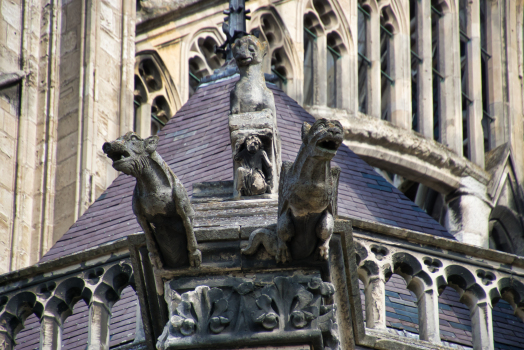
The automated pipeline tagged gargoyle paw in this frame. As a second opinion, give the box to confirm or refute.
[276,243,291,264]
[317,244,329,260]
[189,249,202,267]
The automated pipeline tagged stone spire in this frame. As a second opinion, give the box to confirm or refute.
[215,0,251,61]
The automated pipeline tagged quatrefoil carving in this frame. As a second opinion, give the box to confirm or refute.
[370,244,389,261]
[423,257,443,273]
[37,281,56,298]
[476,269,496,286]
[85,267,104,284]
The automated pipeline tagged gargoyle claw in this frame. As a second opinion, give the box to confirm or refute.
[189,249,202,267]
[318,244,329,261]
[276,244,291,264]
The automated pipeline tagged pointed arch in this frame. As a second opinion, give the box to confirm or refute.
[134,50,181,136]
[186,27,226,98]
[249,6,301,101]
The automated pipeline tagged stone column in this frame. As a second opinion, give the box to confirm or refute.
[53,0,136,240]
[485,0,506,150]
[504,1,524,184]
[136,103,152,138]
[437,8,462,155]
[313,34,327,106]
[388,9,411,130]
[40,315,62,350]
[417,288,441,344]
[464,1,484,167]
[363,275,386,329]
[445,178,491,248]
[470,301,494,350]
[366,8,381,119]
[87,301,111,350]
[336,55,351,111]
[415,0,434,139]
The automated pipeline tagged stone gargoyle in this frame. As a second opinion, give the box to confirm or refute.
[230,34,276,117]
[242,119,343,263]
[103,132,202,268]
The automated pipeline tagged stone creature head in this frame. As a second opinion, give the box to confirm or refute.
[102,132,159,176]
[301,119,343,160]
[245,134,264,154]
[233,35,268,67]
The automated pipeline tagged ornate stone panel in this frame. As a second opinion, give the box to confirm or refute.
[157,275,338,350]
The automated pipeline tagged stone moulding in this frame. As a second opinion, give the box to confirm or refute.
[156,275,338,350]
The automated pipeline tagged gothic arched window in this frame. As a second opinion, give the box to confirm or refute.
[134,52,179,136]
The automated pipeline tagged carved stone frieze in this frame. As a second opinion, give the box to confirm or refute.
[242,119,343,263]
[103,132,202,270]
[157,276,338,350]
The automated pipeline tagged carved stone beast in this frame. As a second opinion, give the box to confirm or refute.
[242,119,343,263]
[103,132,202,268]
[230,35,276,117]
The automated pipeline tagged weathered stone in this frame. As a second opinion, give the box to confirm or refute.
[243,119,343,263]
[234,134,272,196]
[230,35,276,117]
[103,132,202,269]
[157,275,337,350]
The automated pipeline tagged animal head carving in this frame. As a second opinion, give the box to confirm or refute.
[233,35,268,67]
[245,134,264,154]
[102,132,159,176]
[301,119,343,160]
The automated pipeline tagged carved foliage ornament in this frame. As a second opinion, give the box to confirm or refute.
[157,276,338,350]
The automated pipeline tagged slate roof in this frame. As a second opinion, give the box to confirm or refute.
[16,76,494,349]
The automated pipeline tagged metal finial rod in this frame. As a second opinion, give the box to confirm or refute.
[215,0,251,61]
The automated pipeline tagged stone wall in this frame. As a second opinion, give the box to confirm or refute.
[0,0,135,272]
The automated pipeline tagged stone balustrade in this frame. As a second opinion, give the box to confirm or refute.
[351,228,524,350]
[0,259,134,350]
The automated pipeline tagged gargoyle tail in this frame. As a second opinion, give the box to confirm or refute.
[241,228,278,256]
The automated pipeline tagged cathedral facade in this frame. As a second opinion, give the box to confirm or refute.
[0,0,523,349]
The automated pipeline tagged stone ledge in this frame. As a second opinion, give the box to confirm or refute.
[361,328,470,350]
[345,215,524,268]
[0,238,132,287]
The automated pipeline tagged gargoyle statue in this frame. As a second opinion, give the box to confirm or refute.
[230,35,276,117]
[103,132,202,268]
[242,119,343,263]
[234,134,273,196]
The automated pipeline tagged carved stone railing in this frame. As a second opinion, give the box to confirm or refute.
[0,252,134,350]
[345,218,524,350]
